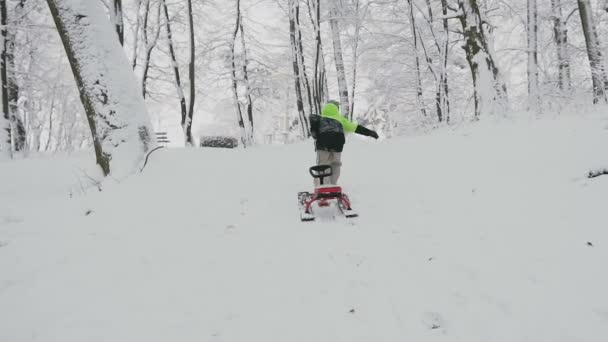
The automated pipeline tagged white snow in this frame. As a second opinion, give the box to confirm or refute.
[1,110,608,341]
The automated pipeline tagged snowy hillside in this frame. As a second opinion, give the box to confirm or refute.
[2,112,608,341]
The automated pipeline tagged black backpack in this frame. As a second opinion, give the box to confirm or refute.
[309,114,321,139]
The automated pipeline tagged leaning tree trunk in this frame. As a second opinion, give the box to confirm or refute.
[577,0,608,103]
[457,0,507,117]
[0,0,11,158]
[329,0,350,116]
[185,0,195,145]
[551,0,571,91]
[289,0,309,138]
[162,0,187,145]
[527,0,540,112]
[46,0,153,177]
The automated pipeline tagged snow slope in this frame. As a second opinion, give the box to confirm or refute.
[1,112,608,341]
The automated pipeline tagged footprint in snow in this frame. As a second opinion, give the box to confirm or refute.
[422,312,445,331]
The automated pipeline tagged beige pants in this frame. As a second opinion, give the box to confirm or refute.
[315,150,342,186]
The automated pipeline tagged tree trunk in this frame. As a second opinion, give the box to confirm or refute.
[162,0,187,145]
[185,0,195,145]
[440,0,451,122]
[551,0,571,91]
[0,0,11,158]
[231,0,246,146]
[329,0,350,116]
[349,0,363,120]
[239,19,253,142]
[577,0,608,103]
[46,0,154,177]
[141,0,161,99]
[527,0,540,112]
[307,0,327,115]
[294,1,314,120]
[131,0,142,69]
[408,0,427,117]
[289,0,309,138]
[457,0,507,117]
[7,0,26,152]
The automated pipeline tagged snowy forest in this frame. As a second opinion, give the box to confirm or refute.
[3,1,608,341]
[1,0,608,175]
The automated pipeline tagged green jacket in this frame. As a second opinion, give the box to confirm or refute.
[321,103,358,133]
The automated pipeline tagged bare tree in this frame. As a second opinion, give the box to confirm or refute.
[407,0,427,117]
[329,0,350,117]
[0,0,10,157]
[439,0,450,122]
[141,0,162,99]
[551,0,571,91]
[239,17,254,142]
[131,0,142,69]
[577,0,608,103]
[46,0,153,176]
[161,0,187,144]
[306,0,328,115]
[289,0,309,137]
[527,0,539,112]
[294,0,313,119]
[231,0,247,145]
[456,0,507,117]
[7,0,26,152]
[185,0,195,145]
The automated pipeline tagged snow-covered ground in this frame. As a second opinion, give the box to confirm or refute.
[2,111,608,341]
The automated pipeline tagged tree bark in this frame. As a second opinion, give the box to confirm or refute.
[46,0,154,176]
[457,0,507,117]
[577,0,608,103]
